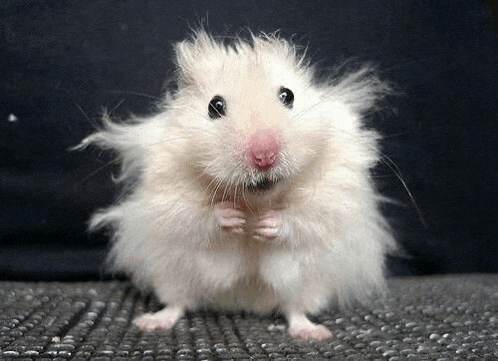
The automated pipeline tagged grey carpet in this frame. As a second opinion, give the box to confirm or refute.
[1,274,497,360]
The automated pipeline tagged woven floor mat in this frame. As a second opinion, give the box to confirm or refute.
[1,274,497,360]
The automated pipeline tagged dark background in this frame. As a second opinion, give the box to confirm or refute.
[1,1,497,280]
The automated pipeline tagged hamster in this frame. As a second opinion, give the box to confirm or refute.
[78,30,394,341]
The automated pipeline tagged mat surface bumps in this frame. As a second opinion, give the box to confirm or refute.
[1,274,498,360]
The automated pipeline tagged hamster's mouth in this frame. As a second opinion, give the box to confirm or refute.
[246,177,276,193]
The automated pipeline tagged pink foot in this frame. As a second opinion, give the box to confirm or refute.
[254,210,282,239]
[287,313,332,341]
[214,202,246,233]
[134,306,183,331]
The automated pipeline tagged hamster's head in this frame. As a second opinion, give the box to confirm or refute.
[167,31,350,200]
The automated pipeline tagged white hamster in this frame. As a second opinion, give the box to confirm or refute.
[79,30,394,340]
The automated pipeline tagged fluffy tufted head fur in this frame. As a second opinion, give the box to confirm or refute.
[78,30,395,340]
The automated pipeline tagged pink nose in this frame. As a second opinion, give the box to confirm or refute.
[247,130,280,171]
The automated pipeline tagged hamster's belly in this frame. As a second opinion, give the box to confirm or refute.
[194,237,283,312]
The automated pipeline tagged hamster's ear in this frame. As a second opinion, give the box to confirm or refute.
[174,31,214,89]
[174,41,196,88]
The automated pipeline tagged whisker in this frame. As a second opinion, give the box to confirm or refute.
[221,180,231,203]
[380,153,428,228]
[72,159,118,186]
[233,182,238,207]
[76,103,100,130]
[204,174,219,208]
[241,184,253,214]
[103,89,163,102]
[211,178,224,208]
[110,99,125,115]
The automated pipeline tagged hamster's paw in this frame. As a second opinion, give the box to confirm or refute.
[287,313,333,341]
[214,201,246,233]
[254,210,282,239]
[134,306,183,331]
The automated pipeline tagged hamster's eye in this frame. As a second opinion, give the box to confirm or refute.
[208,95,226,119]
[278,87,294,108]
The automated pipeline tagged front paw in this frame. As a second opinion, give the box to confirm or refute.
[254,210,283,239]
[214,201,245,234]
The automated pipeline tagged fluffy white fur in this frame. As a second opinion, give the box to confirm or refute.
[79,30,394,340]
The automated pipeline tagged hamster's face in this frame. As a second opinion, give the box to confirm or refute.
[171,36,337,199]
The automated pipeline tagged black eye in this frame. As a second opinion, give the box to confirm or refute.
[278,87,294,108]
[208,95,226,119]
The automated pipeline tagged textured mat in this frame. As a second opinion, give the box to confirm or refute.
[1,274,497,360]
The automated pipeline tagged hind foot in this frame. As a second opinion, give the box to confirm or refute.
[287,313,332,341]
[134,306,183,331]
